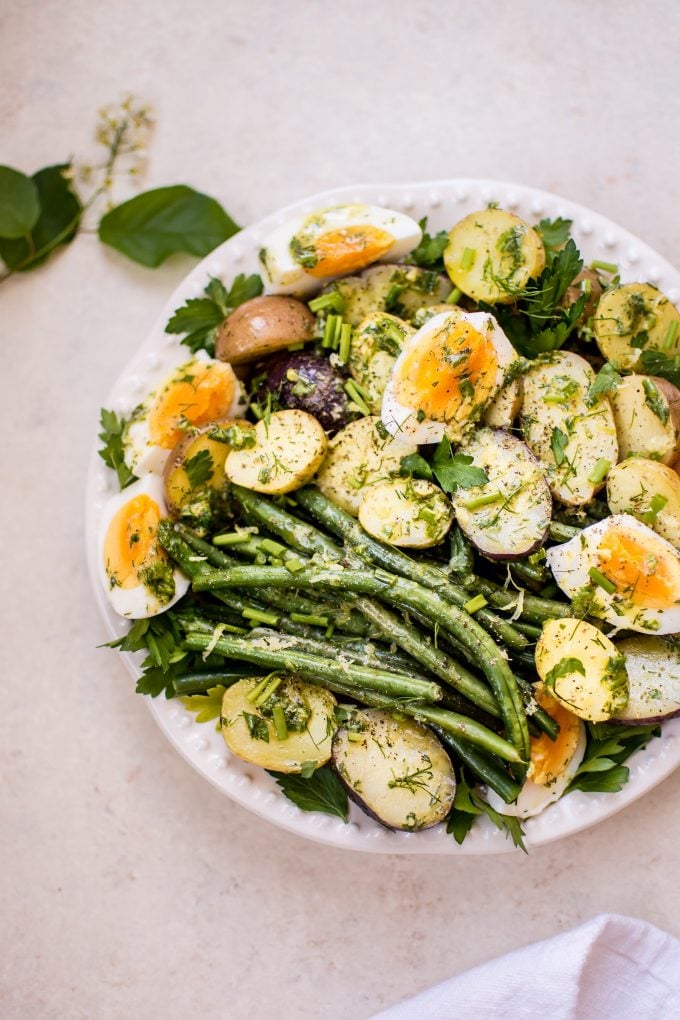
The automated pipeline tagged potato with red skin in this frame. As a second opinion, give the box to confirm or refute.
[162,417,247,517]
[609,374,680,466]
[216,296,315,365]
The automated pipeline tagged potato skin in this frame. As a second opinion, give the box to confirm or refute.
[606,458,680,547]
[561,268,603,325]
[216,296,315,365]
[609,374,680,465]
[162,417,246,516]
[257,352,354,433]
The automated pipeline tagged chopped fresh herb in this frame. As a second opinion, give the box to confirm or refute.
[544,657,586,690]
[290,236,318,269]
[567,722,660,794]
[550,426,569,466]
[588,567,617,595]
[585,362,621,407]
[244,712,270,742]
[98,408,137,490]
[139,558,176,604]
[642,378,670,425]
[399,452,434,481]
[183,449,214,489]
[406,217,448,272]
[639,350,680,387]
[166,272,263,355]
[180,685,227,726]
[590,259,618,274]
[209,422,256,449]
[588,458,611,485]
[432,437,489,493]
[268,765,349,822]
[642,493,668,525]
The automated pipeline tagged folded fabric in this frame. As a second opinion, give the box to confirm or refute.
[372,914,680,1019]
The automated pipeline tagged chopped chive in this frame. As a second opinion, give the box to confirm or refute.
[642,493,668,525]
[581,277,592,295]
[247,674,275,703]
[344,380,371,416]
[338,323,352,364]
[322,314,343,348]
[590,259,618,274]
[272,704,289,740]
[242,607,280,626]
[254,553,267,565]
[259,538,287,558]
[462,490,503,511]
[325,624,335,639]
[255,675,282,707]
[588,458,611,484]
[212,532,251,546]
[309,291,345,314]
[463,594,488,614]
[287,341,305,352]
[460,247,476,271]
[588,567,617,595]
[220,623,250,635]
[347,731,364,743]
[285,558,306,574]
[446,287,462,304]
[418,508,437,525]
[290,612,330,627]
[663,320,679,351]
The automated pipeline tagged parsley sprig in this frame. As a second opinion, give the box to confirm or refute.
[98,408,136,490]
[567,721,661,794]
[406,217,449,273]
[268,765,349,822]
[400,437,489,493]
[447,770,526,852]
[166,272,263,356]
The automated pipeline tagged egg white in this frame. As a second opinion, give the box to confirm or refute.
[98,474,190,619]
[259,204,422,294]
[123,350,246,477]
[486,721,587,818]
[547,515,680,634]
[380,310,516,445]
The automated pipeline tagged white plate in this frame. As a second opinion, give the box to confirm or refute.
[86,178,680,854]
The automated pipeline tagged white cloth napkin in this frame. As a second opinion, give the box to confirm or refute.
[372,914,680,1020]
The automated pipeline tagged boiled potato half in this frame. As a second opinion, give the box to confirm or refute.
[444,208,545,304]
[221,676,337,773]
[607,458,680,547]
[593,283,680,371]
[326,264,451,326]
[216,296,315,365]
[163,418,246,517]
[349,312,414,414]
[315,415,417,516]
[358,477,453,548]
[609,374,680,465]
[224,409,327,495]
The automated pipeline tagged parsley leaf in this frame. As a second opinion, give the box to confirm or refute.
[399,452,434,481]
[536,217,572,256]
[567,722,660,795]
[406,217,449,272]
[268,765,349,822]
[544,657,585,690]
[585,362,621,407]
[432,437,489,493]
[550,426,569,466]
[166,272,263,355]
[180,685,226,726]
[639,350,680,387]
[244,712,270,742]
[98,408,137,490]
[446,771,526,851]
[184,449,214,489]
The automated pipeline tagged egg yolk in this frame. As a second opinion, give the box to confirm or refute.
[307,226,395,278]
[395,319,498,422]
[529,688,582,786]
[597,529,680,609]
[148,363,237,450]
[104,494,165,588]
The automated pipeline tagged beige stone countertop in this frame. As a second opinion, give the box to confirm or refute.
[2,1,680,1017]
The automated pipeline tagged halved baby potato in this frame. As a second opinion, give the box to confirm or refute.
[349,312,414,414]
[451,428,551,559]
[221,676,337,773]
[535,618,629,723]
[224,409,327,495]
[332,708,456,830]
[520,350,619,506]
[482,377,523,429]
[358,477,453,548]
[327,264,451,326]
[444,208,546,304]
[609,374,680,465]
[315,415,417,516]
[163,418,247,517]
[216,295,315,365]
[607,458,680,547]
[612,635,680,724]
[593,282,680,371]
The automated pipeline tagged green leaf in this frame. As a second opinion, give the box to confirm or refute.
[544,656,585,689]
[446,770,526,851]
[473,794,527,852]
[550,426,569,466]
[184,449,214,489]
[0,166,40,238]
[98,185,239,268]
[432,438,489,493]
[98,408,137,490]
[166,272,263,355]
[180,685,226,725]
[268,765,349,822]
[567,722,660,795]
[399,453,434,481]
[535,217,572,255]
[640,350,680,387]
[446,808,475,844]
[406,217,449,271]
[586,362,621,407]
[0,164,82,272]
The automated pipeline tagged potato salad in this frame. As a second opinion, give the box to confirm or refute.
[97,201,680,848]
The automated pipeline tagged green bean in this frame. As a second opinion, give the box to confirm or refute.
[467,576,571,623]
[548,521,580,543]
[172,669,265,695]
[433,729,521,804]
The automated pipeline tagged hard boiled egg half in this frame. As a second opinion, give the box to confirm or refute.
[259,204,422,294]
[381,309,517,444]
[98,474,189,619]
[486,688,586,818]
[124,351,245,477]
[547,515,680,634]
